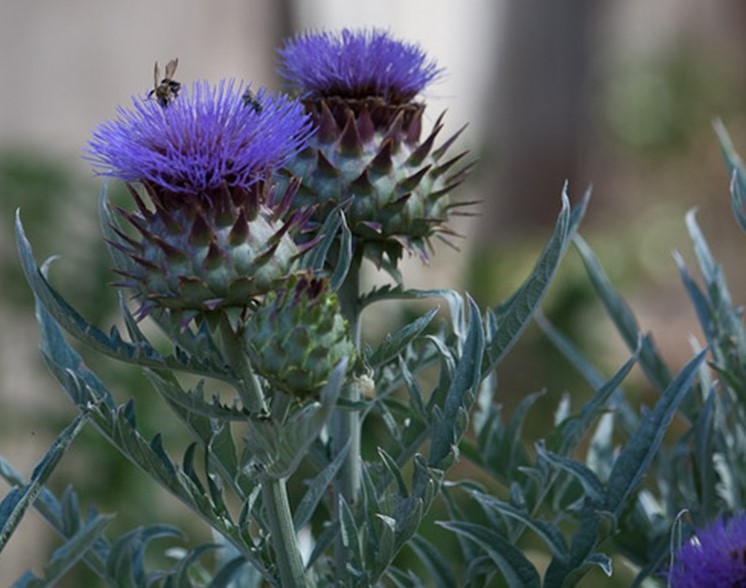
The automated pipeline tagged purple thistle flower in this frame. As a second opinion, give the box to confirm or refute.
[86,80,313,195]
[278,28,442,104]
[667,514,746,587]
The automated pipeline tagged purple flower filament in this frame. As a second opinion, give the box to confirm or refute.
[278,29,442,103]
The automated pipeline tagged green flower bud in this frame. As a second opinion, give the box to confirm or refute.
[244,273,354,397]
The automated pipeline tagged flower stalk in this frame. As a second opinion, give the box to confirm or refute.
[331,247,363,583]
[260,474,313,588]
[218,314,266,415]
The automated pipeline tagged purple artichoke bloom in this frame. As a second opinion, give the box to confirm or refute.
[86,79,316,320]
[87,80,312,196]
[278,28,442,103]
[276,29,471,268]
[667,514,746,587]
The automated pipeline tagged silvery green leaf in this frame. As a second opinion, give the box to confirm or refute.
[573,234,672,393]
[586,412,615,482]
[536,311,640,436]
[293,439,350,532]
[467,490,569,562]
[145,370,248,422]
[429,296,484,468]
[208,556,259,588]
[107,525,183,588]
[0,457,110,577]
[370,513,396,579]
[535,444,605,506]
[11,512,112,587]
[693,389,718,517]
[674,252,715,343]
[368,308,438,369]
[407,535,456,588]
[485,187,589,372]
[248,360,345,478]
[605,349,706,517]
[162,543,220,588]
[542,340,638,456]
[542,507,615,588]
[377,448,408,497]
[16,212,231,381]
[301,206,345,271]
[0,413,88,554]
[438,521,541,588]
[398,356,426,420]
[713,119,746,232]
[338,496,363,570]
[330,211,353,291]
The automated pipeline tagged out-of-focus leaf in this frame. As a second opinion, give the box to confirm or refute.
[605,349,706,516]
[407,535,456,588]
[438,521,541,588]
[0,413,88,553]
[573,234,672,394]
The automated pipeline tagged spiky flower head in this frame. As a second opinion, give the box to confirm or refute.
[667,513,746,587]
[277,28,472,268]
[243,272,354,398]
[278,28,442,104]
[86,80,314,320]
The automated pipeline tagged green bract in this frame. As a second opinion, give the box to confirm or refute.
[243,273,354,397]
[111,181,304,322]
[278,98,470,268]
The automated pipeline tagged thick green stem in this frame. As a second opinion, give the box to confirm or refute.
[332,249,363,581]
[334,249,363,501]
[261,475,312,588]
[218,314,266,415]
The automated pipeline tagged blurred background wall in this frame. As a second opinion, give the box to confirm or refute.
[0,0,745,583]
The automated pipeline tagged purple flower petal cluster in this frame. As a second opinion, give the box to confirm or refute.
[86,80,313,195]
[278,28,442,103]
[668,514,746,587]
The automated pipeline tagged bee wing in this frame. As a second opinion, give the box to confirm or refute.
[153,61,160,87]
[164,58,179,79]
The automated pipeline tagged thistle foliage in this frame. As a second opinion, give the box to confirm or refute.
[3,29,746,588]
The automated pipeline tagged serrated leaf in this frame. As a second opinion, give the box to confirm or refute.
[485,187,588,372]
[536,311,640,436]
[248,360,346,478]
[24,515,114,586]
[0,413,88,554]
[16,212,232,381]
[293,439,350,532]
[429,296,484,468]
[107,525,183,588]
[368,308,438,369]
[605,349,706,516]
[535,444,605,506]
[468,490,570,562]
[438,521,541,588]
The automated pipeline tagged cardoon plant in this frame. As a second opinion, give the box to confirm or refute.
[4,26,746,588]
